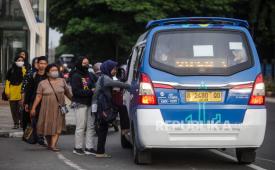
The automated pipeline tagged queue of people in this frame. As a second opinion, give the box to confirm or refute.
[3,51,130,158]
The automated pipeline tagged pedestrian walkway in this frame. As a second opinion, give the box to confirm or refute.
[0,105,23,137]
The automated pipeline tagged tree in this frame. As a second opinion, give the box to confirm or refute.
[232,0,275,62]
[49,0,237,62]
[49,0,274,63]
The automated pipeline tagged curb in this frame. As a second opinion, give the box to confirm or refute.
[0,125,76,138]
[0,131,23,138]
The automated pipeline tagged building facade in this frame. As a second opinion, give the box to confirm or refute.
[0,0,48,82]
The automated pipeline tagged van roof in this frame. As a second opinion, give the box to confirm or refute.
[146,17,249,30]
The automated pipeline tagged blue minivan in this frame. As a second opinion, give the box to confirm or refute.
[121,17,266,164]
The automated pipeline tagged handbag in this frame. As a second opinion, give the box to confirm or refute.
[23,118,37,144]
[48,79,69,115]
[1,88,8,101]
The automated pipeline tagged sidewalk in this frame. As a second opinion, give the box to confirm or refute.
[0,98,76,138]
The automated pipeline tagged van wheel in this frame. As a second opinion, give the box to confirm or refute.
[121,132,132,149]
[132,131,152,164]
[236,148,256,164]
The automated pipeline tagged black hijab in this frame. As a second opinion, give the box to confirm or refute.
[75,56,89,76]
[6,56,24,85]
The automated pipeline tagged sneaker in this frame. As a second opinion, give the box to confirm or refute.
[73,148,85,155]
[95,153,112,158]
[84,148,96,155]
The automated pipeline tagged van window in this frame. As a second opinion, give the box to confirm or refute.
[150,29,253,75]
[133,47,144,80]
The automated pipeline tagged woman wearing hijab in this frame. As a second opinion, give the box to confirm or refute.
[92,60,130,158]
[4,55,27,129]
[71,56,98,155]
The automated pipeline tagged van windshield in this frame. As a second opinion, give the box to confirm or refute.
[150,29,253,75]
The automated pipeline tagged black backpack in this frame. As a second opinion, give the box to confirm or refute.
[96,76,117,123]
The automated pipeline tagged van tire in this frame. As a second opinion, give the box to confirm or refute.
[236,148,256,164]
[132,129,152,164]
[121,132,132,149]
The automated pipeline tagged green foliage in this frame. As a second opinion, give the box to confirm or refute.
[49,0,275,63]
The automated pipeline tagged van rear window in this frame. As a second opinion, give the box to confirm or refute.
[150,29,253,76]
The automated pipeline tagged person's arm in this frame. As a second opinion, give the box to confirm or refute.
[19,68,30,106]
[30,94,42,117]
[4,69,11,99]
[63,79,72,101]
[23,76,33,111]
[104,76,131,90]
[4,80,10,99]
[71,74,94,97]
[30,81,43,117]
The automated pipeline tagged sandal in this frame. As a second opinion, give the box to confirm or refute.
[49,147,61,152]
[95,153,112,158]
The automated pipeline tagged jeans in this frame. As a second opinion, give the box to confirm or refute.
[74,104,97,149]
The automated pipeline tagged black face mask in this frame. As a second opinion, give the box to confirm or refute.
[78,64,89,74]
[82,65,89,69]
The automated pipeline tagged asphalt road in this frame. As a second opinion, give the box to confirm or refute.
[0,102,274,170]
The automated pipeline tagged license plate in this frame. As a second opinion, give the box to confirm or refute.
[185,91,222,102]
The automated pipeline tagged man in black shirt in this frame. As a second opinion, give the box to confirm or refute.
[23,56,48,145]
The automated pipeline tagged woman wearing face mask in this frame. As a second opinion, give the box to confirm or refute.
[18,50,31,71]
[92,60,131,158]
[30,64,72,151]
[4,56,27,129]
[71,56,98,155]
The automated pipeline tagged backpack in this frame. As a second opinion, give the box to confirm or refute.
[96,76,118,123]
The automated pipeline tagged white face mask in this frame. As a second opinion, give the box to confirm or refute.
[48,71,59,78]
[15,61,24,67]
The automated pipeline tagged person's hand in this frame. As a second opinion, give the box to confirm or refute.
[126,83,131,91]
[30,108,36,117]
[25,104,29,112]
[91,88,95,92]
